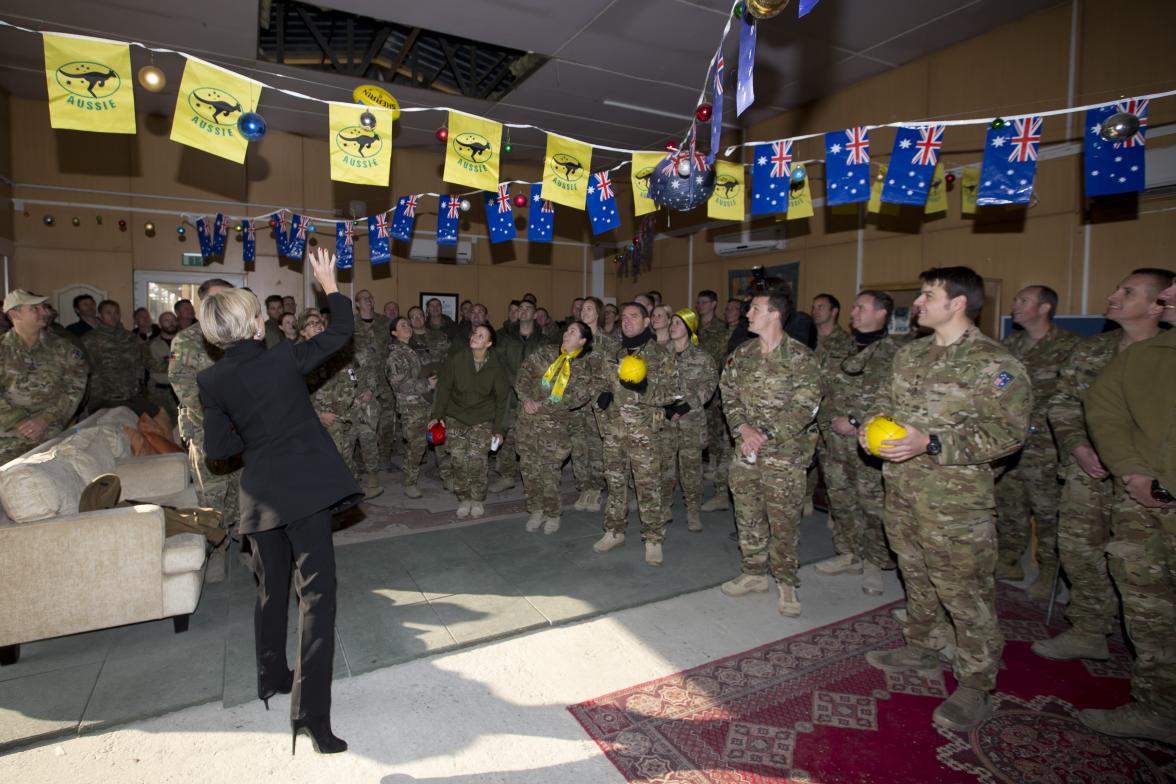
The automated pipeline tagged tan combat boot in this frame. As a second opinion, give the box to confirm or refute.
[543,516,561,535]
[1079,702,1176,744]
[933,686,992,731]
[1027,566,1056,600]
[815,553,863,576]
[720,573,770,596]
[865,645,940,671]
[777,582,801,617]
[862,563,884,595]
[363,473,383,499]
[403,484,423,499]
[1031,628,1110,661]
[593,531,625,553]
[525,511,544,532]
[584,489,603,512]
[687,511,702,532]
[700,493,729,512]
[645,542,663,566]
[572,491,590,511]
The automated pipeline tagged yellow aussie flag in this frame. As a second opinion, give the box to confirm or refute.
[43,33,136,134]
[786,169,814,220]
[631,152,663,216]
[170,56,262,164]
[924,162,948,214]
[443,110,501,192]
[708,161,744,221]
[542,133,593,210]
[961,167,980,215]
[329,102,393,186]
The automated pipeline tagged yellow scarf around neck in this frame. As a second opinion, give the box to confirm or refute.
[541,348,582,401]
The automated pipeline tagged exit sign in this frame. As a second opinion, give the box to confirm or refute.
[181,253,205,267]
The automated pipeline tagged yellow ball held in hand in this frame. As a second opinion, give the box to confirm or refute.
[864,416,908,457]
[618,355,647,384]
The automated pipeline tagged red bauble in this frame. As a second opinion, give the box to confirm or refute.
[117,219,127,230]
[945,173,957,185]
[695,103,713,123]
[664,141,678,152]
[513,194,527,208]
[436,127,449,142]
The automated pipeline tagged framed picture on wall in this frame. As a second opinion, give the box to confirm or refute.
[727,262,800,302]
[420,292,459,320]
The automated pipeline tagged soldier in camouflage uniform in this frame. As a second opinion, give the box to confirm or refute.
[408,306,452,488]
[299,312,363,481]
[659,310,718,532]
[386,317,437,497]
[861,267,1030,733]
[81,299,149,414]
[1034,269,1171,662]
[169,279,242,534]
[493,301,550,493]
[816,291,901,595]
[593,302,682,567]
[571,297,612,511]
[147,312,179,424]
[350,290,389,496]
[1081,276,1176,745]
[718,292,821,617]
[515,322,598,533]
[994,286,1080,596]
[0,291,88,464]
[696,290,732,512]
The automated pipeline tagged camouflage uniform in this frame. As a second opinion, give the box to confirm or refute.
[814,328,858,554]
[571,331,617,495]
[81,322,148,413]
[698,318,731,490]
[168,323,241,531]
[348,316,388,477]
[660,342,718,519]
[411,329,451,485]
[871,327,1031,691]
[147,335,178,424]
[599,335,681,544]
[1046,330,1122,635]
[721,336,821,586]
[497,327,550,482]
[385,340,433,488]
[307,344,362,477]
[995,324,1080,575]
[355,314,394,464]
[0,330,88,464]
[514,345,598,517]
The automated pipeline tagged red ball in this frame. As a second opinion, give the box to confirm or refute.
[695,103,713,123]
[436,127,449,142]
[513,194,527,208]
[427,421,446,446]
[117,219,127,230]
[945,173,957,185]
[664,141,678,152]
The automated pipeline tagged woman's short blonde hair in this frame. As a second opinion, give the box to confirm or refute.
[200,288,262,347]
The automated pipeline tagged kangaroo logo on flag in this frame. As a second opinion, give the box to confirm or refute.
[631,152,664,217]
[43,34,136,134]
[542,133,593,210]
[189,87,242,126]
[328,102,393,186]
[171,56,262,164]
[708,160,744,221]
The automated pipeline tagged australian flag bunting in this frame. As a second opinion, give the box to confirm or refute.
[287,214,310,260]
[483,184,517,244]
[1085,98,1148,197]
[708,52,724,163]
[824,127,871,206]
[798,0,821,16]
[528,183,554,243]
[586,171,620,235]
[881,124,945,206]
[736,14,755,117]
[977,116,1042,206]
[437,195,460,246]
[751,140,791,216]
[195,215,214,258]
[272,211,290,256]
[242,220,256,263]
[335,221,354,269]
[211,212,228,255]
[368,212,392,264]
[391,194,419,242]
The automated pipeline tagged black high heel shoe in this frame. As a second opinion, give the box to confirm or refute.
[291,716,348,755]
[259,669,295,710]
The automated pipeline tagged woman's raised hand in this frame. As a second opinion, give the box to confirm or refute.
[308,247,339,294]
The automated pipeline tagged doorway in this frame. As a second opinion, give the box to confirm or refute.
[133,271,248,321]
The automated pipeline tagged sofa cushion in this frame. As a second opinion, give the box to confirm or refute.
[0,446,86,523]
[162,533,206,574]
[54,427,117,484]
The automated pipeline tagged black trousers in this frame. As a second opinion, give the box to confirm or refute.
[247,508,336,720]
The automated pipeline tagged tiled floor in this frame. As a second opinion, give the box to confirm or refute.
[0,465,837,754]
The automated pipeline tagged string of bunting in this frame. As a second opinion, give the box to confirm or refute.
[6,5,1176,271]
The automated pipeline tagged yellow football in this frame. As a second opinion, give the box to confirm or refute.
[618,355,647,384]
[864,416,907,456]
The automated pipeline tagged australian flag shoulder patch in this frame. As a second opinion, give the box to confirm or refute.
[994,370,1015,389]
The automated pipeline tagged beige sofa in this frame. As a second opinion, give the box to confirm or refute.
[0,407,207,665]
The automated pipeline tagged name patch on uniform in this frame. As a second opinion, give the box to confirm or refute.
[994,371,1015,389]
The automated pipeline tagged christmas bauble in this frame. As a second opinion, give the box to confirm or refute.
[513,194,527,208]
[864,416,907,457]
[747,0,791,20]
[1099,112,1141,143]
[137,65,166,92]
[647,151,715,212]
[359,110,377,130]
[618,355,648,384]
[237,112,267,141]
[695,103,713,123]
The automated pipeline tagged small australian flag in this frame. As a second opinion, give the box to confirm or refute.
[751,140,791,216]
[586,171,620,235]
[195,215,214,258]
[708,50,724,164]
[483,184,517,244]
[1085,98,1148,197]
[437,195,460,246]
[211,212,228,255]
[368,212,391,264]
[736,14,755,117]
[977,116,1042,206]
[527,183,553,243]
[824,127,870,206]
[391,194,419,242]
[335,221,354,269]
[881,124,945,206]
[286,214,307,260]
[242,221,256,263]
[271,211,289,256]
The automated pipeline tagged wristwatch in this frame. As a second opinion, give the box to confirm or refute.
[847,415,861,429]
[926,434,942,456]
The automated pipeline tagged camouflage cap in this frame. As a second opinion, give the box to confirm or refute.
[2,289,47,312]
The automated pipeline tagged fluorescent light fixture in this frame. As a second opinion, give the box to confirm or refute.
[602,99,740,129]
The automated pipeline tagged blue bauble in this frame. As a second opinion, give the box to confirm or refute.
[647,153,715,212]
[791,164,807,184]
[238,112,267,142]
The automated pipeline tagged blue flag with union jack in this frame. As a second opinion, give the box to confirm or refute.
[586,171,620,235]
[195,215,214,258]
[527,183,554,243]
[483,184,517,244]
[750,140,791,216]
[977,116,1042,206]
[736,14,755,117]
[881,124,945,206]
[798,0,821,16]
[437,195,460,246]
[1085,98,1148,197]
[824,127,871,206]
[272,211,290,257]
[391,194,419,242]
[368,212,391,264]
[211,212,228,255]
[708,51,724,164]
[242,220,256,263]
[335,221,354,268]
[287,214,311,260]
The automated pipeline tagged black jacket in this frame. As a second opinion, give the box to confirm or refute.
[197,292,362,534]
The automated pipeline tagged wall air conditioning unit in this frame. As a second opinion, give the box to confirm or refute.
[1143,144,1176,197]
[407,238,473,263]
[713,226,786,257]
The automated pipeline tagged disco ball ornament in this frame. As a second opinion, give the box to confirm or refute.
[791,165,807,184]
[137,65,166,92]
[1099,111,1141,143]
[459,199,472,212]
[237,112,267,142]
[695,103,713,123]
[359,110,377,130]
[512,194,527,208]
[647,151,715,212]
[746,0,791,20]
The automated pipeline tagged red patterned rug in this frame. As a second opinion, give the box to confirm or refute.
[568,586,1176,783]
